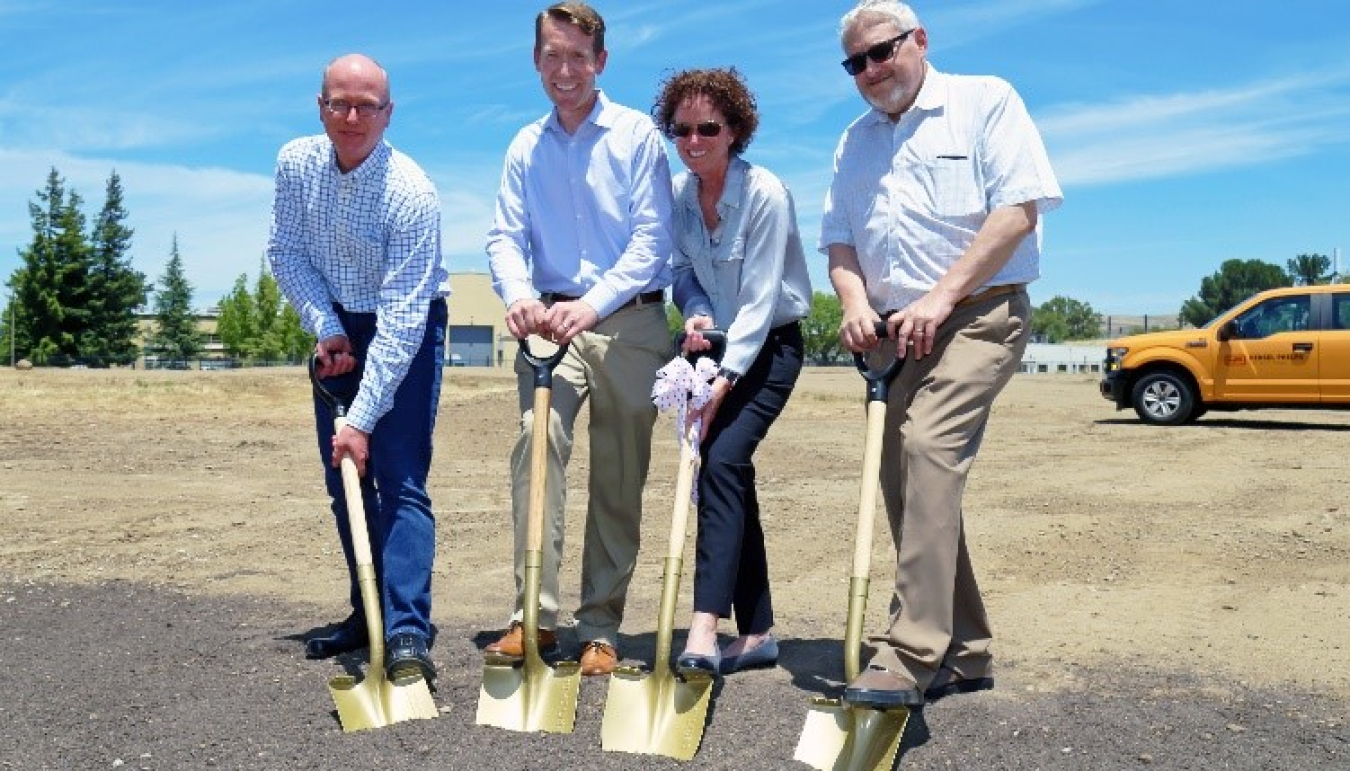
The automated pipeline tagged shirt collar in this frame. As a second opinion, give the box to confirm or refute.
[861,62,944,126]
[329,139,391,181]
[544,89,614,134]
[679,155,750,213]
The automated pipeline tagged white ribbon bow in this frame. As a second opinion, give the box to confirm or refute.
[651,354,719,504]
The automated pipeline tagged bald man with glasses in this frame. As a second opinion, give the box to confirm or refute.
[269,53,450,687]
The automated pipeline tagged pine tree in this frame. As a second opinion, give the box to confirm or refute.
[150,235,201,362]
[82,171,148,366]
[11,169,90,364]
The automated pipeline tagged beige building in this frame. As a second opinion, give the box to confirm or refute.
[448,272,509,367]
[130,272,508,368]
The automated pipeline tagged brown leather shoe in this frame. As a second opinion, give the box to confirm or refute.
[578,640,618,676]
[483,621,559,659]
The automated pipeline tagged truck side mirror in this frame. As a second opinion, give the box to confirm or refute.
[1216,321,1236,342]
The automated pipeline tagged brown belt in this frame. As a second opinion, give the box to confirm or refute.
[953,283,1024,309]
[540,290,665,311]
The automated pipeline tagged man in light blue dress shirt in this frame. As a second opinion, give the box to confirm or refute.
[484,2,674,676]
[268,53,450,686]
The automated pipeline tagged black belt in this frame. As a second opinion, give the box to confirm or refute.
[540,290,664,311]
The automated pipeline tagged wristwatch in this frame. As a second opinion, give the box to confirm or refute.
[717,367,741,388]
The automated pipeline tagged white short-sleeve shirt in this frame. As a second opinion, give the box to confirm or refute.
[820,64,1063,312]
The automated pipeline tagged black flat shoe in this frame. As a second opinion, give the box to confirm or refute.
[385,632,436,687]
[675,645,721,678]
[719,634,779,674]
[304,616,368,659]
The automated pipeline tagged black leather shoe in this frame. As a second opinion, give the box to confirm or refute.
[385,632,436,687]
[304,616,368,659]
[923,665,994,702]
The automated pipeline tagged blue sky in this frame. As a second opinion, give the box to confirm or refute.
[2,0,1348,316]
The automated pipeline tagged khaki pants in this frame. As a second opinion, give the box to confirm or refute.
[866,289,1030,690]
[507,303,670,646]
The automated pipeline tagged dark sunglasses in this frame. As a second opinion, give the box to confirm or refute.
[841,29,915,76]
[671,121,723,139]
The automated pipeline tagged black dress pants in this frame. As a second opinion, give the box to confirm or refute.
[692,322,803,634]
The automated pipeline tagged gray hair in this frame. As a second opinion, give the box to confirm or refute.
[840,0,921,40]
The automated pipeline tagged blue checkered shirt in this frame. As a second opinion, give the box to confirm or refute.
[267,135,450,432]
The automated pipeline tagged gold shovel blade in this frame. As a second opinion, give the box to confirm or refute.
[793,697,908,771]
[600,665,713,761]
[329,666,438,733]
[475,655,582,733]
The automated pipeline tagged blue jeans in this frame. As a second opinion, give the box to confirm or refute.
[312,298,446,640]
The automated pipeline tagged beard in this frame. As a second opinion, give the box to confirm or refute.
[863,80,914,116]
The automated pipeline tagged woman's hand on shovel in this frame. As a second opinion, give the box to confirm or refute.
[331,424,371,477]
[688,377,731,443]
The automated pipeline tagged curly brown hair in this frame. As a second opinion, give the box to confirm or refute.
[653,67,759,156]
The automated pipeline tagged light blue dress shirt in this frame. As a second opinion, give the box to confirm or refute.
[267,135,450,431]
[486,90,674,318]
[820,65,1062,313]
[672,156,811,376]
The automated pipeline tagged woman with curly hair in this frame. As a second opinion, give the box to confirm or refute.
[653,68,812,676]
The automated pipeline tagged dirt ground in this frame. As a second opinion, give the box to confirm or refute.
[2,364,1347,769]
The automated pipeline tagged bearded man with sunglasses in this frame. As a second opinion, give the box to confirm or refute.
[269,54,450,686]
[484,2,674,677]
[821,0,1062,709]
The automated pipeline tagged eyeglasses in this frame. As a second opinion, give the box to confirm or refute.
[841,29,914,76]
[670,121,724,139]
[323,99,389,119]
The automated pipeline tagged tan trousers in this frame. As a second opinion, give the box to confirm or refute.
[507,303,670,646]
[866,289,1030,690]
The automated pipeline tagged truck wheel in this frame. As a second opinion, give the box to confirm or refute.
[1131,371,1196,426]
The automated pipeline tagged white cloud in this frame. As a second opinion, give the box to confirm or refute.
[1041,70,1350,186]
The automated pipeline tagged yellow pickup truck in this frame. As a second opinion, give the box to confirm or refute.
[1099,285,1350,425]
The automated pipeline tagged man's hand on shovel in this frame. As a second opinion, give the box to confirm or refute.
[332,425,371,477]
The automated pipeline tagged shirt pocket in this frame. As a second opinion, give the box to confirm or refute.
[710,236,746,302]
[925,156,985,217]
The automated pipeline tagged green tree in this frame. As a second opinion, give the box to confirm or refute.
[1,284,16,366]
[217,265,313,362]
[1032,296,1101,342]
[1286,253,1331,286]
[1179,258,1290,328]
[801,292,845,365]
[81,171,148,366]
[10,169,90,364]
[216,273,257,357]
[275,301,312,362]
[150,235,201,361]
[666,302,684,339]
